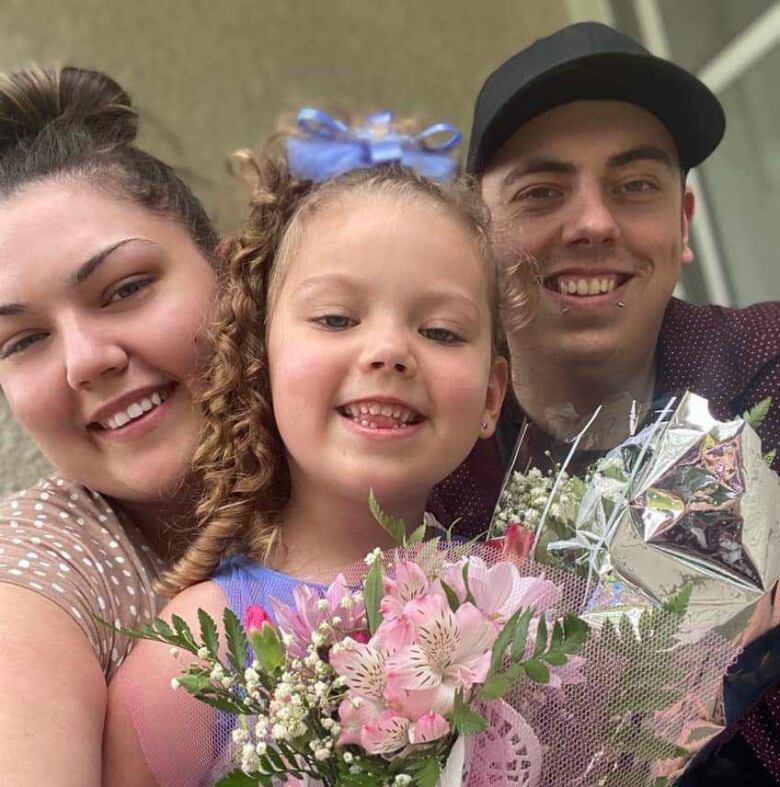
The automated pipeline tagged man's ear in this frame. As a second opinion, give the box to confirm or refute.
[681,187,695,266]
[480,355,509,439]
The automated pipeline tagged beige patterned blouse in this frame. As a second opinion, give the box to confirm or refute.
[0,475,165,678]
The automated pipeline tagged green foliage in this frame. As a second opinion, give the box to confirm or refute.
[412,756,442,787]
[198,608,220,659]
[481,607,590,700]
[224,608,249,673]
[368,488,407,544]
[439,579,461,612]
[363,560,384,635]
[450,690,488,736]
[216,770,261,786]
[523,659,550,683]
[743,396,772,430]
[597,583,694,778]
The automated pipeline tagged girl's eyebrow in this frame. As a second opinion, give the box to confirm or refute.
[292,273,356,296]
[0,238,156,317]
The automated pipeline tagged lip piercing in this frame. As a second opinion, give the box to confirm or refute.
[617,301,625,308]
[561,306,570,314]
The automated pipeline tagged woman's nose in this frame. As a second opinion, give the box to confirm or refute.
[62,319,129,390]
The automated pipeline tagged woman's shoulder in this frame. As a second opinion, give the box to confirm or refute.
[0,474,165,677]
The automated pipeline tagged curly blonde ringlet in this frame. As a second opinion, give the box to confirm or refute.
[160,149,533,595]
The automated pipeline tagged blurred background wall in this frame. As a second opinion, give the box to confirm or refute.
[0,0,778,493]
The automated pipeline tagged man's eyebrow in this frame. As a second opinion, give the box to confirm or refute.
[502,158,577,187]
[607,146,675,169]
[69,237,154,286]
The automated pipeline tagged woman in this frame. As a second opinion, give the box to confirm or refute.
[0,65,218,784]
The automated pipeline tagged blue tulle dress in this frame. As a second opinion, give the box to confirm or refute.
[212,554,330,625]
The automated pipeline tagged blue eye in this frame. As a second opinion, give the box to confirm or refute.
[421,327,462,344]
[313,314,356,330]
[106,278,152,305]
[0,333,45,359]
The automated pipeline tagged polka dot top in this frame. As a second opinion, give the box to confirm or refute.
[0,475,165,678]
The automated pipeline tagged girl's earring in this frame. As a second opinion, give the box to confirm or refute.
[481,419,489,430]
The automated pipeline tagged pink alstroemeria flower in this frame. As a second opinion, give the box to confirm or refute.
[385,593,496,714]
[375,561,434,653]
[361,708,451,755]
[443,556,562,629]
[408,711,450,745]
[270,574,366,659]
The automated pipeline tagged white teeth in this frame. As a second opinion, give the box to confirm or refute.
[558,276,620,297]
[100,389,169,431]
[343,400,417,427]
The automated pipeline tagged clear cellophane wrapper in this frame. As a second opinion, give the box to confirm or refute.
[488,390,780,779]
[114,538,739,786]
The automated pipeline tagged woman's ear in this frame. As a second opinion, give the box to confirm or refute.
[479,355,508,438]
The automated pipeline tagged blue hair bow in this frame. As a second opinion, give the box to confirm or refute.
[287,108,462,183]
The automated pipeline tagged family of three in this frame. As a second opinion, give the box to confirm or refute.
[0,22,778,786]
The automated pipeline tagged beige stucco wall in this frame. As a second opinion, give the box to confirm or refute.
[0,0,571,495]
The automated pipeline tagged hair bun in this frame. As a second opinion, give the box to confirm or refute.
[0,65,138,152]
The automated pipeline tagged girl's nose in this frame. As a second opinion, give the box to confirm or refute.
[360,332,417,378]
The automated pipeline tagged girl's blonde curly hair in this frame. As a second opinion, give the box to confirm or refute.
[159,145,538,595]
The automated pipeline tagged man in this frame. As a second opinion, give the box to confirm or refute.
[457,21,780,785]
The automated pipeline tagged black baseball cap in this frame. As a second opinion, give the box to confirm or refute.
[467,22,725,173]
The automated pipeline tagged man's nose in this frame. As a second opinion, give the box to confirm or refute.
[562,184,621,247]
[63,318,129,390]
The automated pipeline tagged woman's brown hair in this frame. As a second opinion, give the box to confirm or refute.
[0,64,217,256]
[160,145,536,595]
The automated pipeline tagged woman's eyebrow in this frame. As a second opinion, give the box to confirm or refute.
[0,238,157,317]
[69,237,155,286]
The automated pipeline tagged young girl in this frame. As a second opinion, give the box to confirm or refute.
[104,145,509,785]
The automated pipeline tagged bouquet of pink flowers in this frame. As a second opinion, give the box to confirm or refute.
[133,526,589,786]
[117,498,740,786]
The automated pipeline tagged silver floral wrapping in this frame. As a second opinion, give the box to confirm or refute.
[529,392,780,644]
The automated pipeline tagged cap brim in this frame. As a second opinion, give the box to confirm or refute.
[468,52,725,173]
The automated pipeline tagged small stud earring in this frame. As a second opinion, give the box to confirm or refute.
[481,420,488,430]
